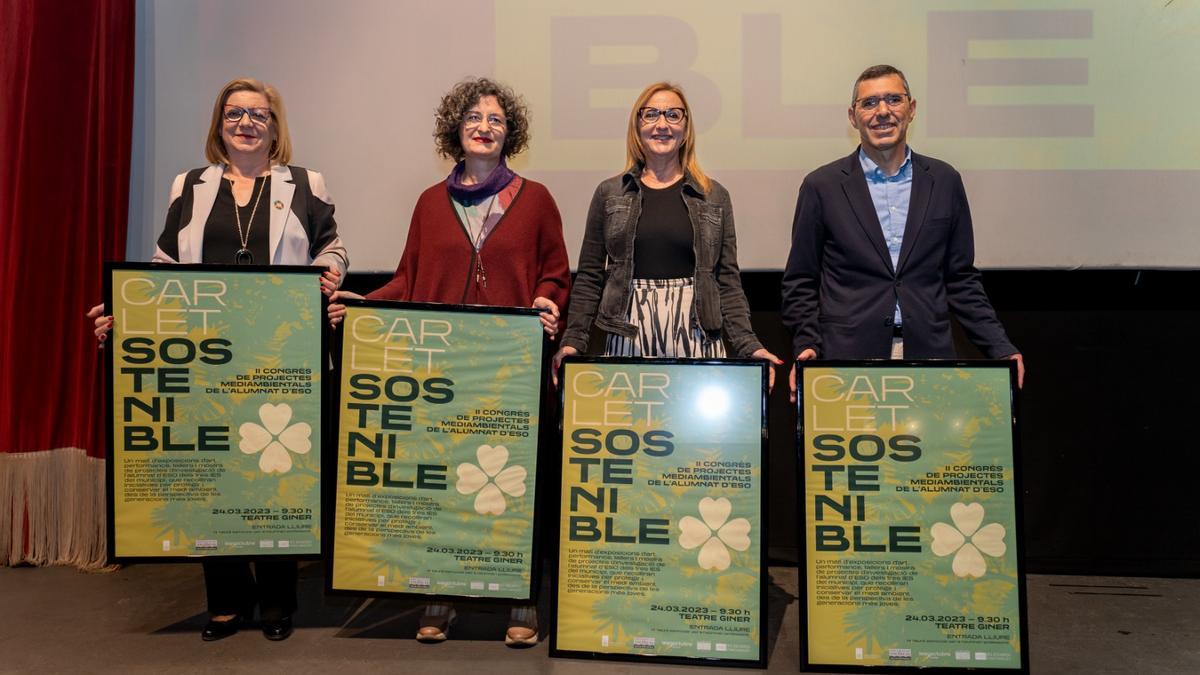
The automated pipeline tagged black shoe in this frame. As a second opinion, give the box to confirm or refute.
[262,615,293,641]
[201,616,242,642]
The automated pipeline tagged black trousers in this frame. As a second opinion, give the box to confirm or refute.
[202,560,298,620]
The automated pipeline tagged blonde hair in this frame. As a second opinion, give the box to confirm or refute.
[624,82,710,194]
[204,78,292,165]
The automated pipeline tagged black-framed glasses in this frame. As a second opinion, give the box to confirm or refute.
[855,93,909,111]
[463,111,507,129]
[223,106,271,124]
[638,107,686,125]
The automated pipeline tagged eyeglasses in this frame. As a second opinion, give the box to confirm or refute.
[638,107,686,125]
[855,93,909,111]
[223,106,271,124]
[463,111,507,129]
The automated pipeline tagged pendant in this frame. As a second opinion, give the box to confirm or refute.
[235,248,254,265]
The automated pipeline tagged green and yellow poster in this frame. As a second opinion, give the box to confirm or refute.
[552,359,766,666]
[800,363,1027,672]
[106,264,324,561]
[329,301,545,600]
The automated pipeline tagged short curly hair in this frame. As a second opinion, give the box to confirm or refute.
[433,77,530,162]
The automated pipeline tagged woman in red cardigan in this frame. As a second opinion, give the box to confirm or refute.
[327,77,569,646]
[328,78,568,331]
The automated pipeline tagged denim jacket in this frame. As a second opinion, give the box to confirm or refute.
[561,168,764,357]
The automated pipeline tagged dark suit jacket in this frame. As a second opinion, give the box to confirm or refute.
[781,149,1017,360]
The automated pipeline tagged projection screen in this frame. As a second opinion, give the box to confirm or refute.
[127,0,1200,271]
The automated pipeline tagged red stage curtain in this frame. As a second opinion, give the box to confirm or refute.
[0,0,134,567]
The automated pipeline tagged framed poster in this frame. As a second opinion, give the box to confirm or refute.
[798,361,1028,673]
[327,300,547,601]
[551,358,768,668]
[105,263,325,562]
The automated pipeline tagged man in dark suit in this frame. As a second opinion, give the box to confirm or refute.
[783,64,1023,400]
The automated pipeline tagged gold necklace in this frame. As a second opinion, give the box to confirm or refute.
[230,176,267,264]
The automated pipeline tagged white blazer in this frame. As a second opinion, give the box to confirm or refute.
[152,163,348,276]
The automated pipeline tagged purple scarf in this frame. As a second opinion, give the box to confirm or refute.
[446,159,516,204]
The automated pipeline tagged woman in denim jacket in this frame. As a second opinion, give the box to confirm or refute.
[554,82,781,381]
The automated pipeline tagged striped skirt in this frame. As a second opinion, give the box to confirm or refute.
[604,277,727,358]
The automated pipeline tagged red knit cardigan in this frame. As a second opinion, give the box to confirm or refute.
[367,178,571,311]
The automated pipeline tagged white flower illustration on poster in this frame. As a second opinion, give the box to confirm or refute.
[455,444,527,515]
[238,403,312,474]
[931,502,1007,578]
[677,497,752,571]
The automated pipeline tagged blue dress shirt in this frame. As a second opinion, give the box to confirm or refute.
[859,147,913,327]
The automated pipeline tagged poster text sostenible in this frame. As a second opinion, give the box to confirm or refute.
[803,365,1021,669]
[331,303,543,599]
[110,266,323,558]
[556,361,763,662]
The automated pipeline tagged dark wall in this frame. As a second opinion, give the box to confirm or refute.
[345,270,1200,577]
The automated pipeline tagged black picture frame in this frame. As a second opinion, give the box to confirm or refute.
[323,297,549,604]
[795,359,1029,674]
[548,356,770,669]
[104,262,327,564]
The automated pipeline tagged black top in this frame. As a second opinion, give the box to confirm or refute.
[633,179,694,279]
[202,176,271,264]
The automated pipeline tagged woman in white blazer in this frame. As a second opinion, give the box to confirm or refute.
[90,77,346,642]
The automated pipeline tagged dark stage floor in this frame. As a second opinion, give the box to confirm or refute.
[0,563,1195,673]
